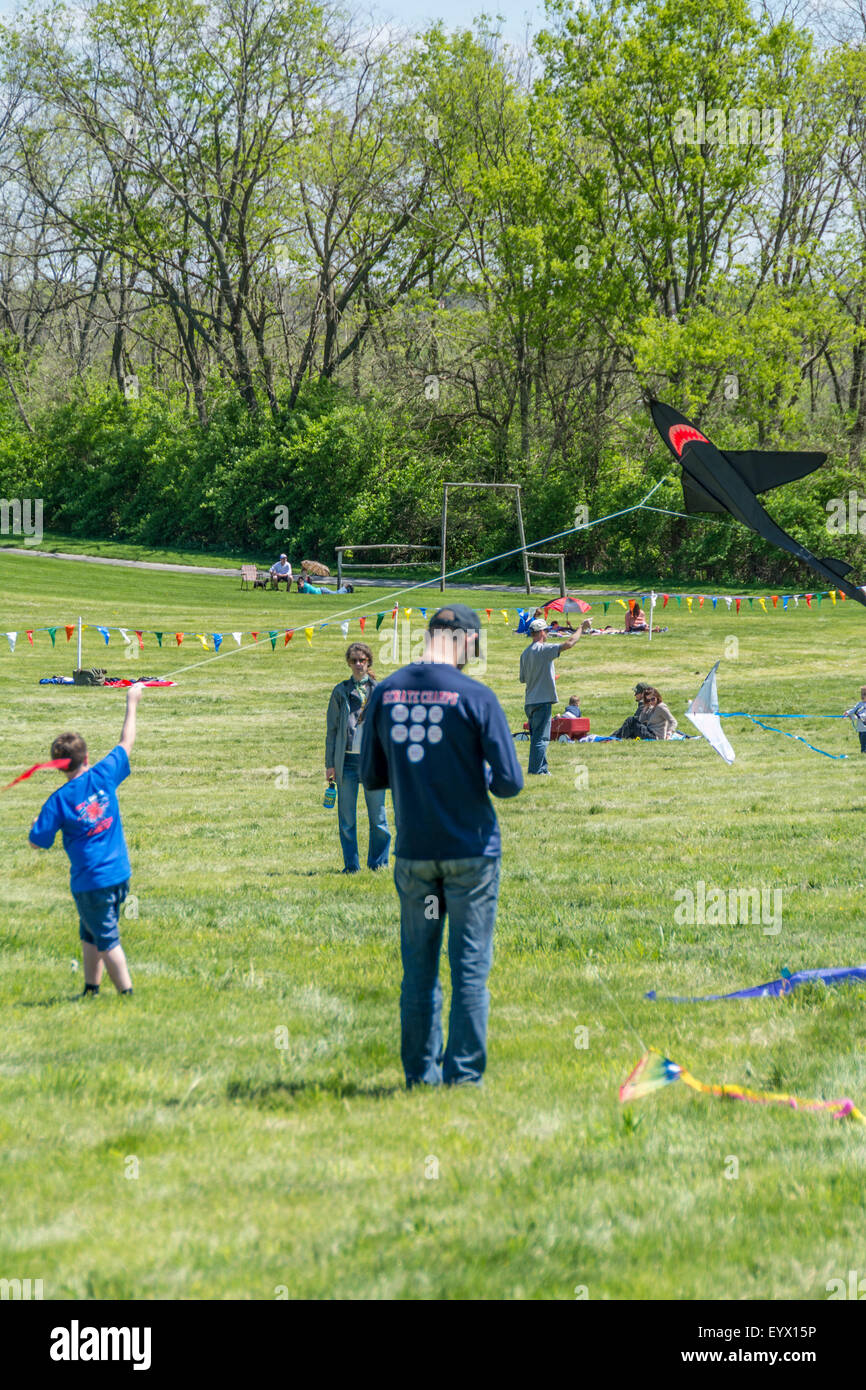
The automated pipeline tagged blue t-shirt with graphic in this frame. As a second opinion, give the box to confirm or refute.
[360,662,523,860]
[29,745,132,892]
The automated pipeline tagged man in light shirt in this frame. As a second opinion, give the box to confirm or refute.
[519,617,591,775]
[269,554,293,590]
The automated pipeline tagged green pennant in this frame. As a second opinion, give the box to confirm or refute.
[48,627,57,646]
[603,601,610,614]
[748,597,754,607]
[817,592,823,605]
[269,630,277,650]
[675,596,681,606]
[375,612,385,630]
[154,632,163,647]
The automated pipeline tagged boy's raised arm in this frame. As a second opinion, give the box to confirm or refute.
[119,683,145,755]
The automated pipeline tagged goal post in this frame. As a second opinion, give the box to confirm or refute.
[440,482,531,594]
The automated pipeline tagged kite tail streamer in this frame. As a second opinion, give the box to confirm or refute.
[620,1049,866,1124]
[3,757,70,790]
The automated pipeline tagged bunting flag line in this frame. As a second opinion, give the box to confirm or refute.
[620,1048,866,1124]
[4,578,865,666]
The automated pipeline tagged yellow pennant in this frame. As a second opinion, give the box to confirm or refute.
[197,634,209,649]
[305,627,314,645]
[830,590,837,605]
[685,596,693,611]
[617,599,628,610]
[404,608,413,618]
[758,597,767,612]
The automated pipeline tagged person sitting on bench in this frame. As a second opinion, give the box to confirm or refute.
[270,554,293,590]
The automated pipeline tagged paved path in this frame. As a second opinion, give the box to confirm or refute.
[0,546,637,595]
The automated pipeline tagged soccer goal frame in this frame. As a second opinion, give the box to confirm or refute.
[440,482,532,594]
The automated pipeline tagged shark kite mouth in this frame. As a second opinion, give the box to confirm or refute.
[668,423,709,457]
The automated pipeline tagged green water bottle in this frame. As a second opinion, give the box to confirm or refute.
[323,780,337,809]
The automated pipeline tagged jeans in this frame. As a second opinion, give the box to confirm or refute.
[337,753,390,871]
[859,732,866,754]
[394,855,500,1087]
[525,701,553,773]
[611,713,650,740]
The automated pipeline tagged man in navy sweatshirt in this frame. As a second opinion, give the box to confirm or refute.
[361,604,523,1088]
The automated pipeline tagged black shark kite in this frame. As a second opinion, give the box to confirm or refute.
[649,398,866,608]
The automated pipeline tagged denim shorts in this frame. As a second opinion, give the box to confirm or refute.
[74,881,130,951]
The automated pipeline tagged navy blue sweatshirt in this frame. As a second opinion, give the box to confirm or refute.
[360,661,523,860]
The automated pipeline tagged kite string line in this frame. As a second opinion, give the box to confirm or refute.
[590,964,648,1054]
[721,711,848,760]
[163,477,672,679]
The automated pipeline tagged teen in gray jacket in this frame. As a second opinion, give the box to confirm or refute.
[325,643,391,873]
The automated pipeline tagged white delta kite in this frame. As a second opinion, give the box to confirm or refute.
[685,662,735,765]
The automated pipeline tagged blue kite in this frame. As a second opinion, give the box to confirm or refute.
[646,965,866,1002]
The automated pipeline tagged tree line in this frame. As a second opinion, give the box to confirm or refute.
[1,0,866,584]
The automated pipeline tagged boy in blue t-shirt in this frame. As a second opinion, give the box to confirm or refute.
[29,683,144,996]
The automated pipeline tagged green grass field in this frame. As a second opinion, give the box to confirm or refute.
[2,549,865,1300]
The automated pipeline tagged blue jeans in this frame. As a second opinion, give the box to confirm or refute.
[525,702,553,773]
[337,753,390,871]
[394,855,500,1087]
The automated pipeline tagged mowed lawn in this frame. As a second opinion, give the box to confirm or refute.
[1,550,866,1300]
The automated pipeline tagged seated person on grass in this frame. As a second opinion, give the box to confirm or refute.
[563,695,581,717]
[625,599,649,632]
[270,554,293,589]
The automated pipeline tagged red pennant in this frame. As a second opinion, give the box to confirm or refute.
[4,757,70,791]
[662,594,669,608]
[735,598,741,613]
[485,609,492,620]
[771,595,778,608]
[251,631,258,641]
[805,594,812,608]
[359,616,366,631]
[284,631,292,646]
[840,591,847,601]
[26,630,33,644]
[698,596,704,608]
[135,630,143,648]
[391,607,398,618]
[64,625,75,642]
[175,633,184,645]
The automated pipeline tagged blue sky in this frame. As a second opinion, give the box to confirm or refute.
[0,0,550,42]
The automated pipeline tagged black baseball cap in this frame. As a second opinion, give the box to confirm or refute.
[428,604,482,632]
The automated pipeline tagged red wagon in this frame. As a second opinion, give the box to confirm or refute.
[516,715,590,742]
